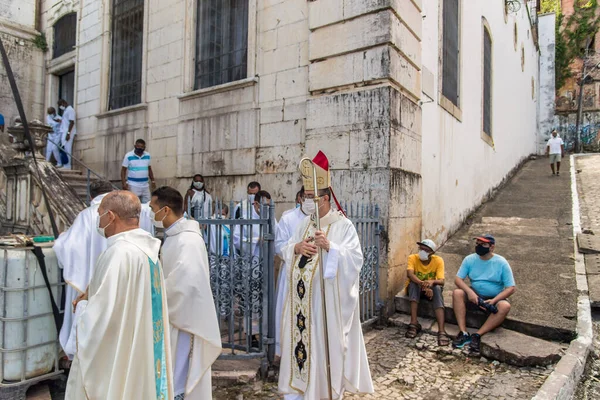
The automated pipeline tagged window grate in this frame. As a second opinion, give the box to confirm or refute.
[53,13,77,59]
[442,0,460,107]
[109,0,144,110]
[483,28,492,136]
[195,0,249,89]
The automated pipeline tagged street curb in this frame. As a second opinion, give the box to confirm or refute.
[533,154,594,400]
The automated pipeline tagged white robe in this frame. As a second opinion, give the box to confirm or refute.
[232,207,261,258]
[278,210,374,399]
[161,219,222,400]
[189,190,213,219]
[65,229,173,400]
[274,206,308,356]
[53,195,156,359]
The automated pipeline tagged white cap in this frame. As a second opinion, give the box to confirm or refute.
[417,239,437,252]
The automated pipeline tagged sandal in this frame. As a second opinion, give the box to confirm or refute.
[438,332,451,346]
[405,323,421,339]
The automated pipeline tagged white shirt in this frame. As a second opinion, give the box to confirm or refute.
[547,136,564,154]
[60,106,76,136]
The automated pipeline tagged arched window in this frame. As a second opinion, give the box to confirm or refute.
[53,13,77,59]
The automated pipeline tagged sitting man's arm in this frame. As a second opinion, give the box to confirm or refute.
[486,286,515,305]
[487,258,516,304]
[455,276,479,304]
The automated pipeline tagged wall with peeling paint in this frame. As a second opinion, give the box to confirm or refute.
[420,1,540,246]
[538,13,556,153]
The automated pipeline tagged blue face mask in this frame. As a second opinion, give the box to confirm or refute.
[295,204,301,209]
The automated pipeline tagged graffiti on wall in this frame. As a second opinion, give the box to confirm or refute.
[551,112,600,151]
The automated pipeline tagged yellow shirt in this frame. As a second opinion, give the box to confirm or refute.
[405,254,445,291]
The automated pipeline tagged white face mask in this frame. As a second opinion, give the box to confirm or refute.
[302,199,316,214]
[193,181,204,190]
[418,250,431,261]
[248,194,255,204]
[149,207,167,229]
[59,105,66,111]
[96,211,112,238]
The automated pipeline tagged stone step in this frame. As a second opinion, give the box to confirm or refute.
[389,314,565,367]
[58,169,82,176]
[394,291,574,342]
[212,359,261,386]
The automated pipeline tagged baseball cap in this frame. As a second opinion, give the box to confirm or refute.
[417,239,436,252]
[474,234,495,245]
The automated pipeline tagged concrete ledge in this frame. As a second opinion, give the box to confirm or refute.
[533,155,594,400]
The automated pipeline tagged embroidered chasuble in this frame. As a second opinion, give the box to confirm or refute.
[65,229,173,400]
[278,211,374,399]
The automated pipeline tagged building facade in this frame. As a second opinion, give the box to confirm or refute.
[36,0,542,308]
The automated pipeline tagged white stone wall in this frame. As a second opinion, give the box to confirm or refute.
[538,13,556,153]
[0,0,37,29]
[420,1,540,245]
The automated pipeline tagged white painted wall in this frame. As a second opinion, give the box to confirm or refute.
[421,1,540,245]
[538,13,556,153]
[0,0,36,29]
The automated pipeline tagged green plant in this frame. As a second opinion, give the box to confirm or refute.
[32,33,48,52]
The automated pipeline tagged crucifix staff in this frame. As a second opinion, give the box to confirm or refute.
[299,157,333,400]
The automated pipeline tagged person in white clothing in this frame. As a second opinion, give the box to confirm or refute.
[274,186,307,356]
[65,191,173,400]
[54,181,156,360]
[278,151,373,400]
[234,181,261,219]
[45,107,62,165]
[121,139,156,203]
[546,129,565,176]
[149,187,221,400]
[57,99,76,169]
[184,174,213,219]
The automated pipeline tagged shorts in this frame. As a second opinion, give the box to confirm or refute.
[463,289,509,315]
[129,184,151,203]
[407,281,444,310]
[549,153,562,164]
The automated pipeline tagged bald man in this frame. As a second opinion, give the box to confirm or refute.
[66,191,174,400]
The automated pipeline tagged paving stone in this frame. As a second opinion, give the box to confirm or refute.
[588,274,600,309]
[578,233,600,254]
[481,328,562,367]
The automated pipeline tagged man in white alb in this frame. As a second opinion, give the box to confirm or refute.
[274,186,307,356]
[149,186,222,400]
[546,129,565,176]
[278,151,373,399]
[65,191,173,400]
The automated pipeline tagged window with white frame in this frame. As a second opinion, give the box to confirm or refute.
[195,0,249,89]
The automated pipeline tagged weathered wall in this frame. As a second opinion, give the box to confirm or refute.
[0,0,37,28]
[538,13,556,153]
[553,112,600,151]
[420,1,540,246]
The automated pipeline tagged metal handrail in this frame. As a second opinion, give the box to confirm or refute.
[46,137,118,203]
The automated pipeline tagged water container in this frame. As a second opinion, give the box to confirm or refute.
[0,243,63,385]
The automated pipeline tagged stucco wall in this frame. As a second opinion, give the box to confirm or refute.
[420,1,540,246]
[0,0,37,29]
[538,13,556,153]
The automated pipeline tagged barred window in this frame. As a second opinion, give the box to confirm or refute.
[442,0,460,107]
[483,28,492,136]
[109,0,144,110]
[195,0,249,89]
[53,13,77,59]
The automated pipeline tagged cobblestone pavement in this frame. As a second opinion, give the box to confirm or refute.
[575,154,600,400]
[214,327,552,400]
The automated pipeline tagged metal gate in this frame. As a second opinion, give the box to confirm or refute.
[195,200,381,369]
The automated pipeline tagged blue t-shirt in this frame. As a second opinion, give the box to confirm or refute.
[456,254,516,298]
[0,114,4,126]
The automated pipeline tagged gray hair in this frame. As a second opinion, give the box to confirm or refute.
[90,181,115,199]
[102,191,140,220]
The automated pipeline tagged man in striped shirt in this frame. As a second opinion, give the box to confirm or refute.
[121,139,156,203]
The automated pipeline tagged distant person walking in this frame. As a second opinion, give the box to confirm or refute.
[58,99,76,169]
[121,139,156,203]
[546,130,565,176]
[46,107,62,165]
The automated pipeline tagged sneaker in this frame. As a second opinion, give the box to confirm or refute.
[452,331,471,349]
[557,172,560,176]
[469,333,481,354]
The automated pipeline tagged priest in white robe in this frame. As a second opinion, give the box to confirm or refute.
[278,152,373,399]
[149,186,222,400]
[66,191,173,400]
[54,182,156,360]
[274,186,307,356]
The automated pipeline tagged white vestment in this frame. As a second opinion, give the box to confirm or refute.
[54,195,155,359]
[232,207,261,258]
[189,189,213,219]
[161,219,222,400]
[45,114,62,163]
[65,229,173,400]
[279,210,374,399]
[274,206,308,356]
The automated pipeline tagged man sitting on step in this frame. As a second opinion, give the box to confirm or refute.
[404,239,449,346]
[452,235,516,354]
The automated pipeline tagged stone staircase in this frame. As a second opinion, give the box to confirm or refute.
[57,169,98,204]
